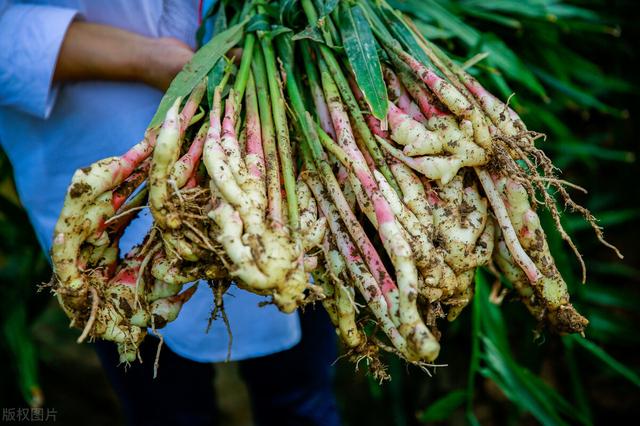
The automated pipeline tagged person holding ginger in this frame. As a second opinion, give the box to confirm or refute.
[0,1,339,425]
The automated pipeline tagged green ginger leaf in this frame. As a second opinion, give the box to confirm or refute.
[569,335,640,389]
[340,3,388,119]
[418,390,467,422]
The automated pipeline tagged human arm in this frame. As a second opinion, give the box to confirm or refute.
[52,21,194,92]
[0,2,193,118]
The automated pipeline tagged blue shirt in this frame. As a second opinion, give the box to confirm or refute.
[0,0,301,362]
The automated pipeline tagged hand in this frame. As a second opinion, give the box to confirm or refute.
[140,37,194,92]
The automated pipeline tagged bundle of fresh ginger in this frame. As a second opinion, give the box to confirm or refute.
[48,0,621,377]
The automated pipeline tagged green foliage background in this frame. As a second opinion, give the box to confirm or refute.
[1,0,639,424]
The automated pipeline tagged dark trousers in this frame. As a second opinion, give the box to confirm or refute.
[95,307,340,426]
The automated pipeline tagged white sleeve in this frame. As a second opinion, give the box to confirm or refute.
[0,3,78,118]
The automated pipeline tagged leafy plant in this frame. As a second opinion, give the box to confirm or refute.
[0,151,51,407]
